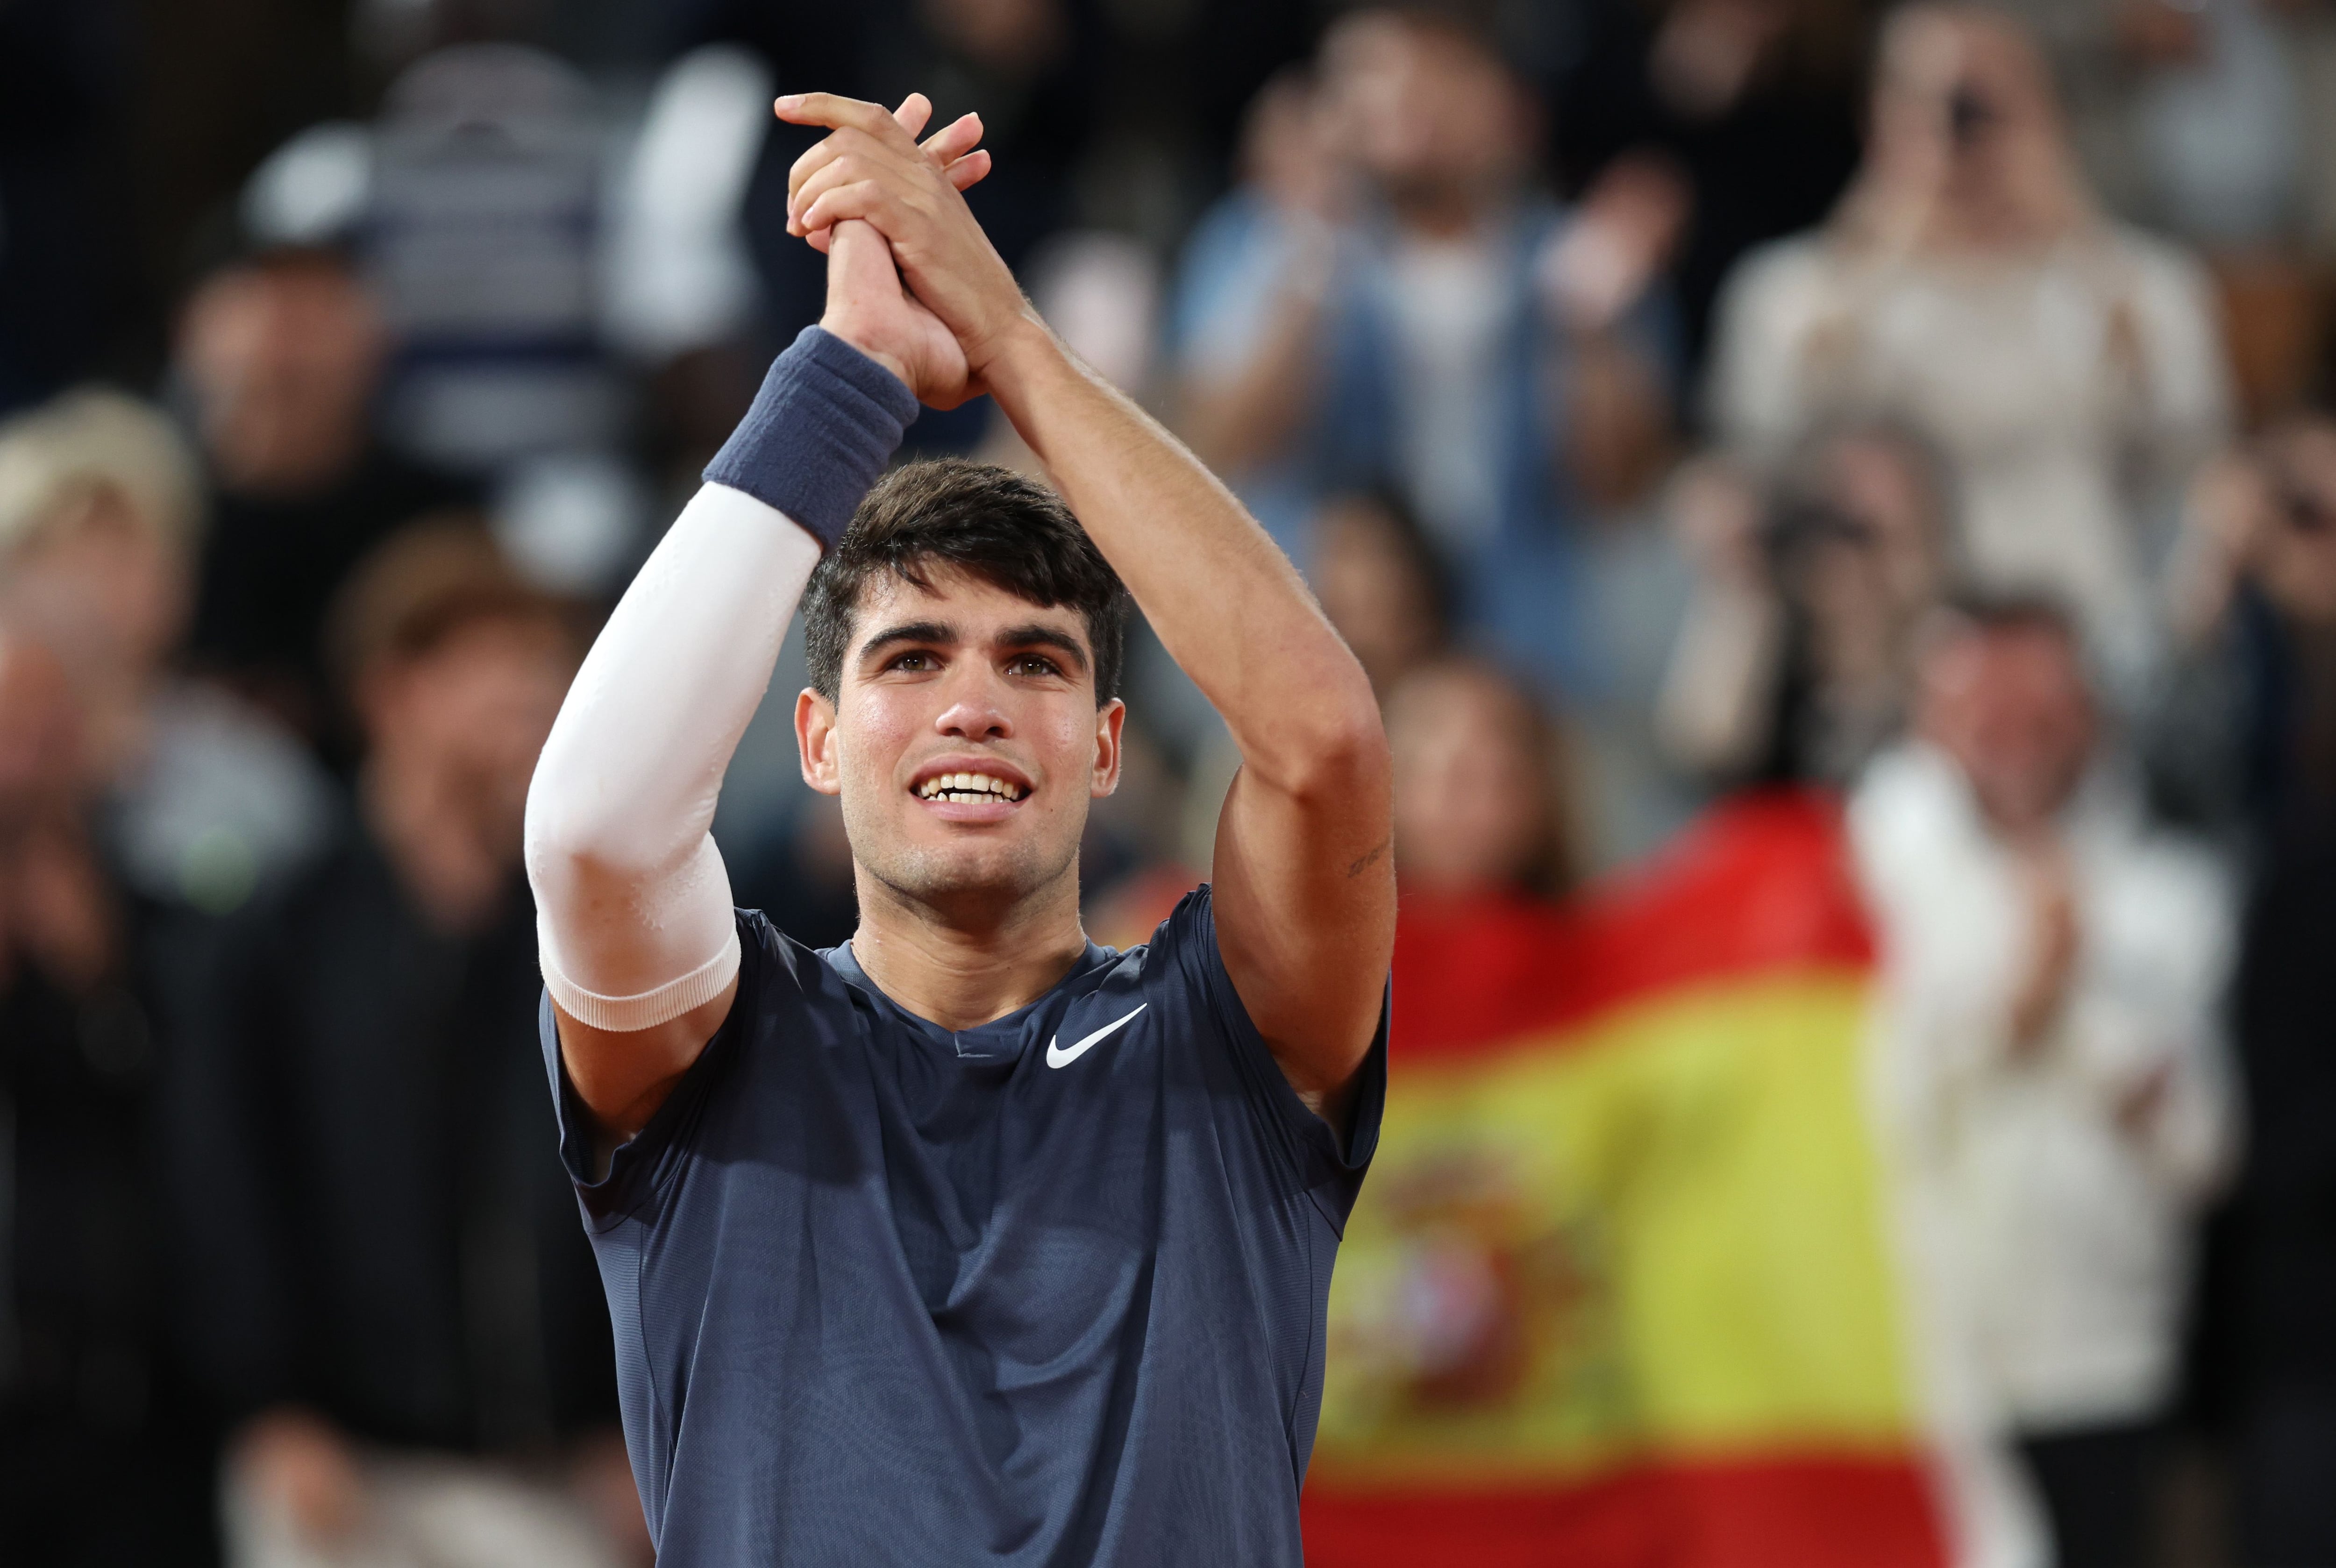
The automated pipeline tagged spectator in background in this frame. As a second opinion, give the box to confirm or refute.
[2156,409,2336,1562]
[1708,1,2231,696]
[1852,596,2236,1568]
[170,524,641,1568]
[1390,658,1575,903]
[1658,422,1950,787]
[0,390,335,938]
[176,247,475,749]
[2030,0,2304,251]
[2032,0,2324,427]
[0,627,218,1564]
[1550,0,1870,376]
[1310,490,1454,700]
[1172,9,1679,697]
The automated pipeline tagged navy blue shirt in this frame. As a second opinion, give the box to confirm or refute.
[543,886,1386,1565]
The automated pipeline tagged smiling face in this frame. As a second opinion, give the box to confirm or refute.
[1916,615,2095,838]
[796,565,1124,918]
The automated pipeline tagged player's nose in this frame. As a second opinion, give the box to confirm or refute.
[932,670,1012,741]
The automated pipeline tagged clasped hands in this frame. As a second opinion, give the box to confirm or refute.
[779,91,1034,410]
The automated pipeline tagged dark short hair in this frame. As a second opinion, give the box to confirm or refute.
[804,459,1129,706]
[325,514,578,698]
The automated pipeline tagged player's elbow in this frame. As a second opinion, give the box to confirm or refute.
[1268,675,1391,810]
[523,779,651,906]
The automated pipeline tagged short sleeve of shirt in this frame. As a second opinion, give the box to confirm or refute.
[538,909,783,1224]
[1150,885,1387,1229]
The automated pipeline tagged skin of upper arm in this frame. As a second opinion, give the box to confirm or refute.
[1206,697,1395,1135]
[554,976,741,1147]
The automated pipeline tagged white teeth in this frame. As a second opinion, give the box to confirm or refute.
[916,772,1025,802]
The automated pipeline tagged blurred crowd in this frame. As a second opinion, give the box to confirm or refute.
[7,0,2336,1563]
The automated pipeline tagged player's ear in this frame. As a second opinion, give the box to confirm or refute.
[1090,697,1125,799]
[797,687,843,796]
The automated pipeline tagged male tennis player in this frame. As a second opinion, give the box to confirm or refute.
[524,92,1392,1564]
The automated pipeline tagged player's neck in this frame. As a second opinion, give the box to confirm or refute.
[848,863,1090,1032]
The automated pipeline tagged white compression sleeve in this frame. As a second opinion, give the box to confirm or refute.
[523,481,820,1030]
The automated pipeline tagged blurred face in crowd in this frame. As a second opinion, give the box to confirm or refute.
[0,632,82,829]
[1917,617,2096,838]
[2251,417,2336,627]
[1319,11,1536,220]
[1865,4,2080,244]
[1777,432,1945,686]
[0,484,191,688]
[178,255,387,497]
[357,611,576,850]
[799,568,1124,920]
[1313,496,1446,696]
[1388,660,1557,895]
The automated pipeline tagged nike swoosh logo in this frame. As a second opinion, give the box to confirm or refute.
[1046,1004,1147,1069]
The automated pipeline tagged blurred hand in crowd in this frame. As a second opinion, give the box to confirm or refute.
[2007,837,2080,1051]
[0,630,112,993]
[1172,69,1346,476]
[919,0,1068,78]
[1784,431,1949,700]
[1842,2,2089,256]
[1915,606,2099,1044]
[2113,0,2209,69]
[1388,660,1567,898]
[1538,153,1691,336]
[1661,430,1945,782]
[1243,68,1353,229]
[177,249,387,497]
[1648,0,1798,121]
[2174,414,2336,641]
[231,1407,369,1549]
[570,1428,655,1565]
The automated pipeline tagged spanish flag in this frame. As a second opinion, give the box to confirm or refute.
[1303,792,1949,1567]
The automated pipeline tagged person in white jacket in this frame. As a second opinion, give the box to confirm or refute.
[1852,593,2236,1568]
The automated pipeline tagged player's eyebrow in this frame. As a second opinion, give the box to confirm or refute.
[993,624,1090,674]
[855,620,957,666]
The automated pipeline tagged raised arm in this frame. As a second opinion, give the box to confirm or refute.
[783,95,1394,1118]
[527,99,986,1141]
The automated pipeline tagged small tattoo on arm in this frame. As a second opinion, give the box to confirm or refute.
[1345,837,1390,878]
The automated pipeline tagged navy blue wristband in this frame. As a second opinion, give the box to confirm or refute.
[703,326,920,550]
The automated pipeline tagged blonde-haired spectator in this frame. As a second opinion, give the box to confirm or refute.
[0,387,331,919]
[1707,1,2232,698]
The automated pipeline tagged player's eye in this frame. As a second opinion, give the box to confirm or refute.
[1009,654,1062,678]
[889,650,938,673]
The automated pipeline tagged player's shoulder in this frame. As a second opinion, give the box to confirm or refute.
[728,907,871,1023]
[1109,881,1221,978]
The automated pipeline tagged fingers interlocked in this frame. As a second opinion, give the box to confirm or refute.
[779,92,992,254]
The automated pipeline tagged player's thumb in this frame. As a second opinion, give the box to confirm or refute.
[826,219,901,304]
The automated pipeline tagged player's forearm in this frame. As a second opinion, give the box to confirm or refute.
[524,484,816,1011]
[984,319,1383,794]
[525,326,916,1024]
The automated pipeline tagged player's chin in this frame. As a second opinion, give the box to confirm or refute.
[890,833,1054,906]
